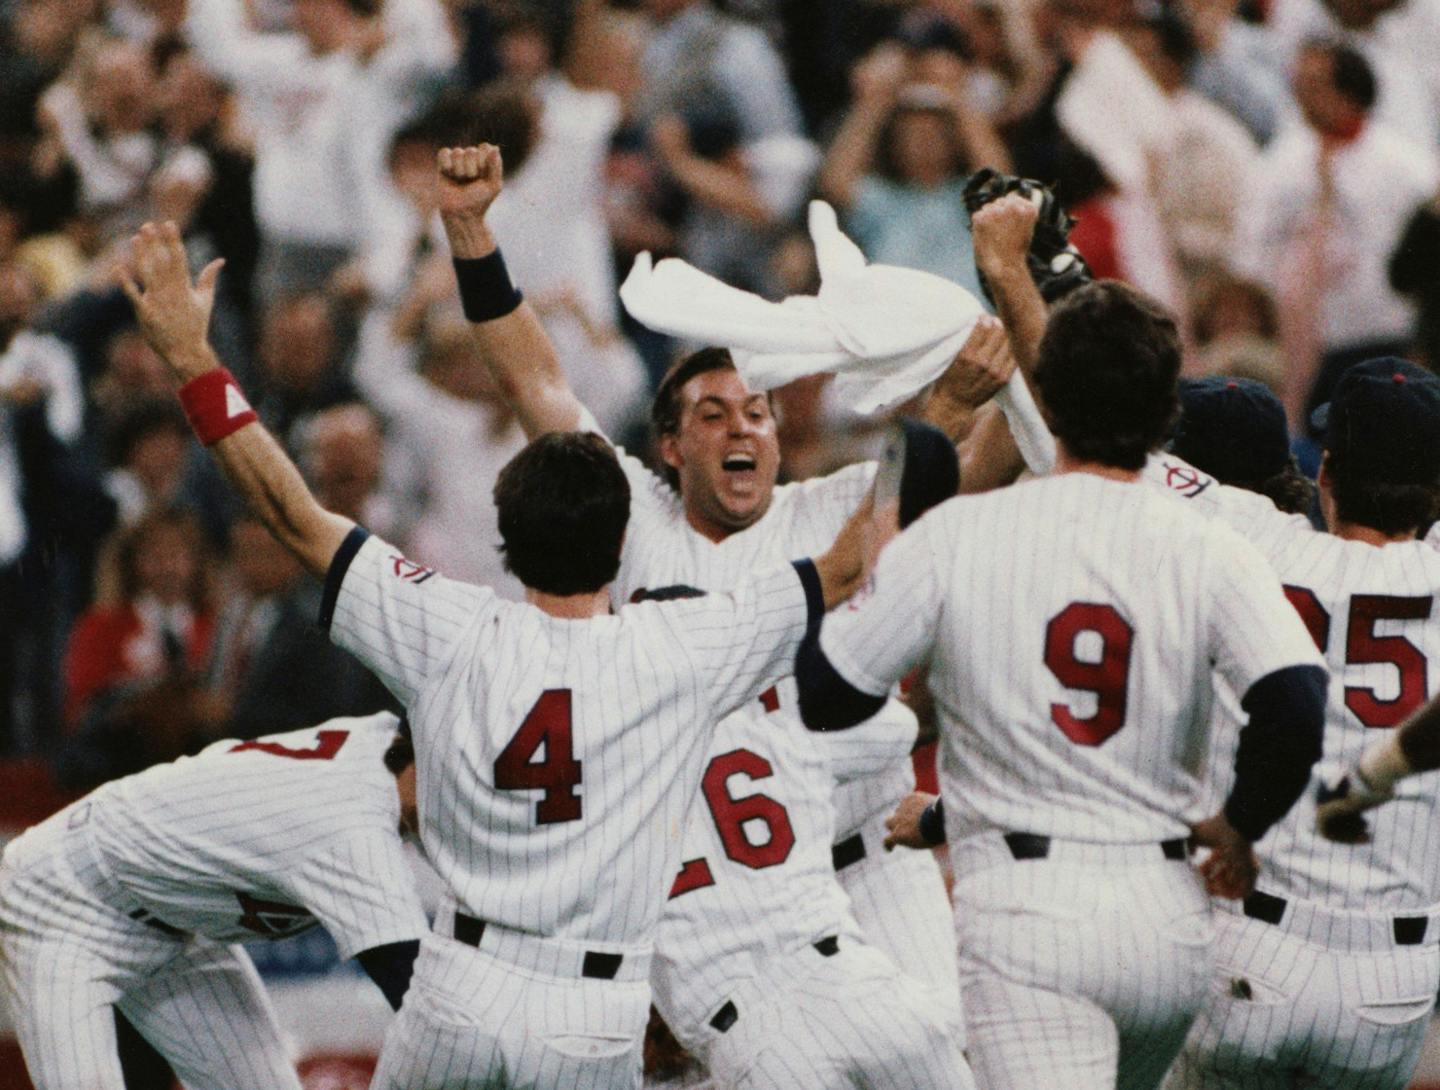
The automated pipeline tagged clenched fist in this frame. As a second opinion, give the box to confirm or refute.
[971,192,1040,282]
[884,791,939,851]
[437,145,505,259]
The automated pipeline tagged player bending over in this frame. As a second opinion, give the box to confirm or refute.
[119,220,868,1090]
[0,713,425,1090]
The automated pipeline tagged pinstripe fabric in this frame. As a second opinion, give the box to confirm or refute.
[956,845,1213,1090]
[1144,453,1440,1089]
[0,805,300,1090]
[700,941,973,1090]
[1165,912,1436,1090]
[371,934,649,1090]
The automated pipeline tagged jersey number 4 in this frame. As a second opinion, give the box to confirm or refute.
[495,690,584,824]
[1044,602,1134,746]
[669,748,797,898]
[1284,587,1432,728]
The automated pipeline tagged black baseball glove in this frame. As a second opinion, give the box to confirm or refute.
[962,168,1092,304]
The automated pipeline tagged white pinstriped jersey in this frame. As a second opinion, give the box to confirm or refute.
[57,713,425,957]
[597,431,922,837]
[1148,454,1440,910]
[821,473,1325,844]
[326,530,815,947]
[652,701,862,1050]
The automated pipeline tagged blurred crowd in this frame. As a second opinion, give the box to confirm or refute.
[0,0,1437,781]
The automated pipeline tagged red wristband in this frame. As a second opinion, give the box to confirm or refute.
[177,368,257,446]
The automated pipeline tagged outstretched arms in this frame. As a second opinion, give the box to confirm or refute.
[436,145,585,440]
[120,222,352,577]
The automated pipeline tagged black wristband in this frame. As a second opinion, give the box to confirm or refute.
[919,797,946,846]
[453,251,523,323]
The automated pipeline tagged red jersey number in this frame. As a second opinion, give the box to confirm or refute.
[1044,602,1134,746]
[495,690,583,824]
[229,730,350,761]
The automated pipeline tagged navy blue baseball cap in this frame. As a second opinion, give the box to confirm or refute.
[1171,376,1290,485]
[1311,358,1440,485]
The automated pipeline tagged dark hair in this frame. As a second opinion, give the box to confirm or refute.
[383,721,414,774]
[1032,280,1181,470]
[494,432,630,595]
[1329,451,1440,535]
[1151,10,1198,68]
[1319,41,1378,111]
[1253,459,1318,516]
[455,82,540,177]
[875,102,962,183]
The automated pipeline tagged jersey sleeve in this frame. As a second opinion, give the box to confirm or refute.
[1141,453,1307,561]
[819,515,945,698]
[676,562,820,715]
[320,528,493,707]
[574,406,684,541]
[1206,525,1327,696]
[282,828,428,961]
[814,698,920,783]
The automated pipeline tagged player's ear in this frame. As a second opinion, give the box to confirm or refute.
[659,432,683,473]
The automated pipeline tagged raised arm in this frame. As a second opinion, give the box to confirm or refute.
[120,222,351,577]
[436,145,584,440]
[971,193,1047,378]
[817,46,907,209]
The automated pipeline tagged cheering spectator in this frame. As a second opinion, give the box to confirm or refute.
[819,43,1009,299]
[1390,190,1440,368]
[1236,40,1439,429]
[298,402,404,543]
[250,293,355,447]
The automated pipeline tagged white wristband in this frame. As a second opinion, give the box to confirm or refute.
[1356,733,1412,797]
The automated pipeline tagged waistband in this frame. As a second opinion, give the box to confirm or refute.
[705,936,843,1036]
[1223,890,1440,953]
[65,804,187,938]
[951,829,1191,881]
[433,902,652,984]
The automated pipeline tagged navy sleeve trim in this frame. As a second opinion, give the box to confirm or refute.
[791,559,824,637]
[1223,664,1327,842]
[318,526,370,632]
[355,939,419,1011]
[795,630,887,732]
[919,797,947,845]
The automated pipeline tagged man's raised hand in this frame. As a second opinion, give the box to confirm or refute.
[437,144,504,259]
[117,221,224,381]
[971,192,1040,283]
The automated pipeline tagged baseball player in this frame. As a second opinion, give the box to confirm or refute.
[637,434,975,1090]
[971,193,1440,1090]
[119,219,867,1089]
[0,712,426,1090]
[794,277,1329,1090]
[1141,359,1440,1090]
[431,142,998,1016]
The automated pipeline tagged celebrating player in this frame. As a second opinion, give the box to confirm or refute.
[794,277,1329,1090]
[0,712,425,1090]
[430,142,1012,1031]
[118,219,869,1089]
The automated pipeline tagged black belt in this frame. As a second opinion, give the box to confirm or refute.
[128,908,186,938]
[452,913,624,980]
[1242,891,1430,946]
[708,937,841,1033]
[832,833,867,872]
[1003,833,1189,862]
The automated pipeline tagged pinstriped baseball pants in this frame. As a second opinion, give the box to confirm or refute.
[1165,910,1438,1089]
[0,818,299,1090]
[954,843,1213,1090]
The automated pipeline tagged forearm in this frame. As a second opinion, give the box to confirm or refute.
[443,216,581,439]
[958,404,1026,493]
[669,158,775,226]
[1224,664,1327,841]
[983,266,1048,378]
[1351,694,1440,795]
[174,346,350,576]
[954,109,1012,173]
[818,103,887,207]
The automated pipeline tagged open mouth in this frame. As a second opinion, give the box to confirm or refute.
[721,454,757,473]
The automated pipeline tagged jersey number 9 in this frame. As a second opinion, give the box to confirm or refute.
[1044,602,1134,747]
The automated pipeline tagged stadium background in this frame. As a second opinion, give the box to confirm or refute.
[0,0,1438,1085]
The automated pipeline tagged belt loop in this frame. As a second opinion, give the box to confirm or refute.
[1394,916,1428,946]
[709,1000,738,1033]
[454,913,486,947]
[832,834,866,872]
[582,951,623,980]
[1242,891,1287,926]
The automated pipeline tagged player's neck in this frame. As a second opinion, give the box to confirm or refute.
[1053,450,1141,484]
[525,587,613,619]
[1330,520,1419,547]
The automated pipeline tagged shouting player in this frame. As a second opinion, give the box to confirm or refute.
[119,220,868,1090]
[0,712,425,1090]
[795,277,1329,1090]
[430,142,1008,1027]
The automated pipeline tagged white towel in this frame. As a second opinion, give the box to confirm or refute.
[620,202,986,414]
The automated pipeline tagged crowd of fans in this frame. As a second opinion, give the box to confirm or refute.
[0,0,1437,783]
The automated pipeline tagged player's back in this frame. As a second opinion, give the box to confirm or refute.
[651,700,859,1049]
[923,473,1290,844]
[27,713,422,951]
[1239,514,1440,909]
[405,565,812,952]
